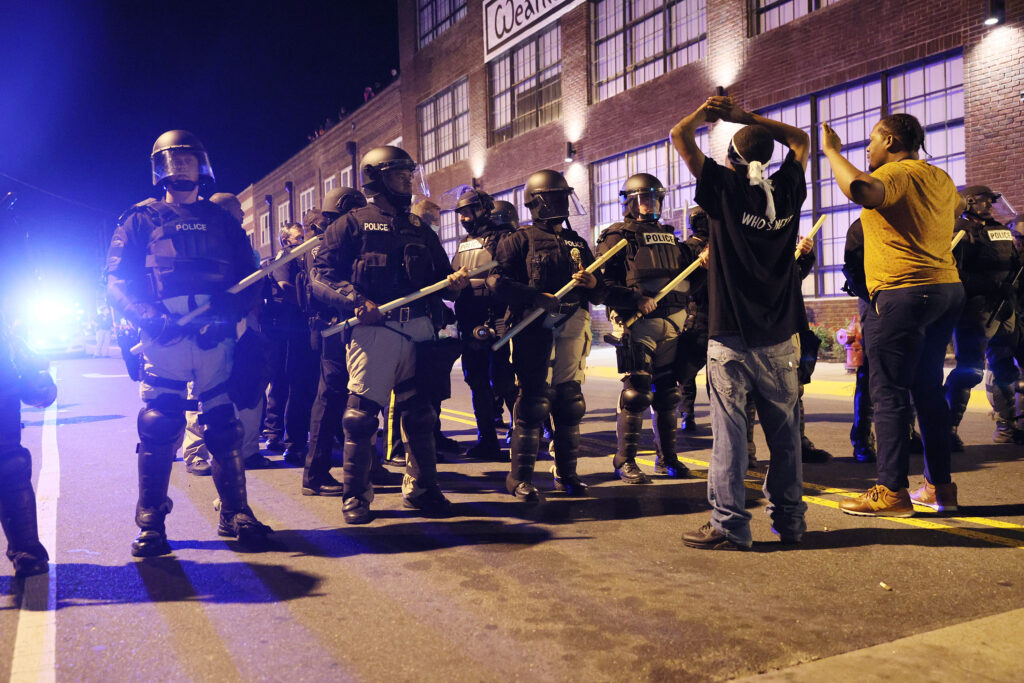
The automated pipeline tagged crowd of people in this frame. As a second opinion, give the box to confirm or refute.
[3,95,1021,574]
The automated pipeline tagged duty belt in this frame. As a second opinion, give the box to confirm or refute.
[381,300,431,323]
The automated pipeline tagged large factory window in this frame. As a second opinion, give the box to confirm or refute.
[489,23,562,146]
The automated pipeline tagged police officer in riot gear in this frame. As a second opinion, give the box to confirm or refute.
[322,186,368,223]
[309,145,468,524]
[598,173,702,483]
[487,200,521,427]
[0,311,53,577]
[450,189,517,459]
[489,169,604,501]
[106,129,271,556]
[945,185,1023,447]
[302,189,369,496]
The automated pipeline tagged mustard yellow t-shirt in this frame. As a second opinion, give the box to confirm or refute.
[861,159,961,297]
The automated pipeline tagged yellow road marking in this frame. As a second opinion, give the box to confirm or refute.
[441,407,477,418]
[439,410,483,427]
[625,452,1024,550]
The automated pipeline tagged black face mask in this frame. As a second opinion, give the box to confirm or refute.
[166,178,198,192]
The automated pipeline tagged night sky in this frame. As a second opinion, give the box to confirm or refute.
[0,0,399,290]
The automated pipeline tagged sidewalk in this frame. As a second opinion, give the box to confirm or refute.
[585,343,993,412]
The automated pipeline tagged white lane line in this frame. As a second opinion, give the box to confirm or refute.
[10,366,59,683]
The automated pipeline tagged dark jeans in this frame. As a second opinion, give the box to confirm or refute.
[864,282,964,491]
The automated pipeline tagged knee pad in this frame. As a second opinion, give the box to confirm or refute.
[201,404,243,453]
[552,381,585,425]
[947,366,984,390]
[651,385,681,412]
[343,394,381,438]
[620,372,653,413]
[400,398,437,434]
[989,356,1018,386]
[516,383,551,425]
[138,402,186,445]
[0,445,32,489]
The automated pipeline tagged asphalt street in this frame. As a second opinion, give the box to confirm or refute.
[2,348,1023,681]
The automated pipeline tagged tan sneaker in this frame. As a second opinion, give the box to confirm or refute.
[840,484,914,517]
[910,479,958,512]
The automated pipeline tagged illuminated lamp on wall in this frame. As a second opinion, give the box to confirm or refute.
[564,142,576,163]
[985,0,1005,25]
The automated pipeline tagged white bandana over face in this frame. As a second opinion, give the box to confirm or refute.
[728,138,776,223]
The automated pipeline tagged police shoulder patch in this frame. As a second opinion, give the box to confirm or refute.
[408,214,422,228]
[458,239,483,252]
[988,229,1013,242]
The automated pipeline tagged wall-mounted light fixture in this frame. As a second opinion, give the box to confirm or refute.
[471,177,481,190]
[985,0,1005,25]
[564,142,576,163]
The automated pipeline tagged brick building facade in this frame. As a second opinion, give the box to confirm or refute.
[242,0,1024,333]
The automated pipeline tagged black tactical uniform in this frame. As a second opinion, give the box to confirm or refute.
[303,188,367,496]
[944,185,1022,446]
[309,146,462,524]
[106,130,270,556]
[489,169,604,501]
[488,200,522,427]
[0,312,53,577]
[676,208,710,434]
[597,173,702,483]
[450,189,516,460]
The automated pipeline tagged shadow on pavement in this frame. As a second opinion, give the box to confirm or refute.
[50,558,321,607]
[254,518,557,559]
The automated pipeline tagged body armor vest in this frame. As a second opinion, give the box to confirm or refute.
[452,226,512,296]
[142,200,237,299]
[959,217,1019,300]
[452,225,512,325]
[347,204,440,304]
[604,220,688,310]
[522,225,589,305]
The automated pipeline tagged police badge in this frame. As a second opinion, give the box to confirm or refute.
[570,247,582,270]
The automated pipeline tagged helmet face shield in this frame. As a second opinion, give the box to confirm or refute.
[381,162,429,198]
[622,188,666,221]
[151,148,213,186]
[532,189,586,220]
[990,195,1017,225]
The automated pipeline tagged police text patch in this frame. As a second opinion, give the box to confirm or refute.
[362,222,391,232]
[458,239,483,252]
[642,232,677,245]
[988,229,1013,241]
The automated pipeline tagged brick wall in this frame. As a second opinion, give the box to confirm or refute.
[250,0,1024,325]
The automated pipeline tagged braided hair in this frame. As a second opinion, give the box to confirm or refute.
[878,113,927,155]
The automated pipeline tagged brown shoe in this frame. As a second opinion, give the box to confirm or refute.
[839,484,914,517]
[910,479,958,512]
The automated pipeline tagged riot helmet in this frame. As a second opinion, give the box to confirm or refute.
[322,186,367,219]
[360,146,428,207]
[151,130,214,191]
[454,189,494,235]
[209,192,243,223]
[619,173,666,221]
[490,200,520,230]
[524,169,585,222]
[962,185,1016,224]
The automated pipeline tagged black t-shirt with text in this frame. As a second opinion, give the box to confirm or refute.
[695,152,808,347]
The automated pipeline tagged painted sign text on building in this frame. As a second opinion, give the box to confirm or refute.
[483,0,582,62]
